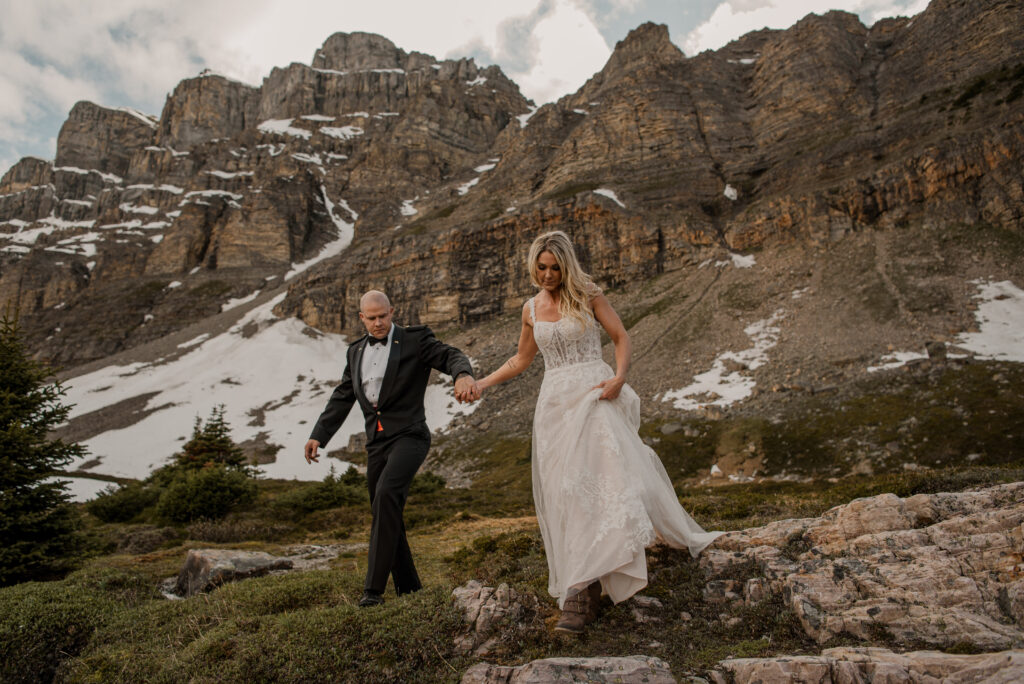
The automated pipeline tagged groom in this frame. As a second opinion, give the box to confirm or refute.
[304,290,479,607]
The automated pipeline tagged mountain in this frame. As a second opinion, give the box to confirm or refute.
[2,0,1024,484]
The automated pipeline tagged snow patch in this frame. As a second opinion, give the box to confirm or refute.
[63,296,476,481]
[663,310,785,411]
[119,202,160,215]
[400,198,418,217]
[730,253,756,268]
[43,476,115,503]
[867,350,928,373]
[256,143,286,157]
[178,333,210,349]
[284,187,357,280]
[594,188,625,208]
[301,114,335,122]
[320,125,364,141]
[258,118,312,139]
[724,184,738,201]
[117,107,158,128]
[517,105,539,127]
[222,290,262,312]
[39,215,97,230]
[205,170,253,179]
[292,152,324,167]
[457,177,480,196]
[954,279,1024,362]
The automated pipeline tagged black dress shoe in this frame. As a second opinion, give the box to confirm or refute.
[358,591,384,607]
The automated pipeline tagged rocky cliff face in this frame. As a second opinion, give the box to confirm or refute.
[1,0,1023,371]
[0,32,531,364]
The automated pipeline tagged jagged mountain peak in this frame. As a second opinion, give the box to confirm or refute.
[603,22,683,73]
[311,31,441,73]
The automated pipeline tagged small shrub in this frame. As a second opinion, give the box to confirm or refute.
[155,465,257,524]
[175,405,248,472]
[187,518,297,543]
[409,471,446,494]
[273,467,365,517]
[116,526,181,554]
[86,482,160,523]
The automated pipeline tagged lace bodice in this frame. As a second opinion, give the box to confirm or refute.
[529,296,603,370]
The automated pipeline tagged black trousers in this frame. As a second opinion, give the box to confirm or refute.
[364,424,430,595]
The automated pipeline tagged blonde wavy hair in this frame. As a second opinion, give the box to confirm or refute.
[527,230,599,329]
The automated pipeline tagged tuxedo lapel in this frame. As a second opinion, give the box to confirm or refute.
[351,338,371,409]
[375,325,404,408]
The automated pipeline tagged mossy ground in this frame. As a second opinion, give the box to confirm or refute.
[4,454,1022,682]
[5,353,1024,682]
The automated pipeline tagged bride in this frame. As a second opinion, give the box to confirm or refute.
[476,230,723,634]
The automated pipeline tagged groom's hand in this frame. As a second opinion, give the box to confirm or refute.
[454,374,481,403]
[304,439,320,463]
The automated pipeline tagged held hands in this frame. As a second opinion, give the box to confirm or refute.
[304,439,320,464]
[592,376,625,400]
[454,374,482,403]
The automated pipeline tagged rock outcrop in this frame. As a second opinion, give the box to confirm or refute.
[452,580,539,655]
[701,482,1024,650]
[55,101,157,177]
[174,548,293,596]
[710,647,1024,684]
[462,656,676,684]
[157,73,260,149]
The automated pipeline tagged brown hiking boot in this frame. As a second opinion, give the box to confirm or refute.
[554,581,602,634]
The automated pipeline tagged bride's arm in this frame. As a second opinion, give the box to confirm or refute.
[478,304,538,392]
[591,293,631,400]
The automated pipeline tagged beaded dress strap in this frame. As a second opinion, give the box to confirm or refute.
[528,296,536,323]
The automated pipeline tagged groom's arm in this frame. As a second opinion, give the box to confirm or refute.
[414,326,474,379]
[309,359,357,448]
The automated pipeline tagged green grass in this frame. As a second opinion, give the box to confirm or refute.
[5,352,1024,682]
[3,456,1021,682]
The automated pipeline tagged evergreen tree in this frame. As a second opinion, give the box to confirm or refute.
[174,405,249,472]
[0,313,84,586]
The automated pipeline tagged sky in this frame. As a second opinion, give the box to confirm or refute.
[0,0,930,177]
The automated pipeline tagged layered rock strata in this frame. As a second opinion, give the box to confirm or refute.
[701,482,1024,649]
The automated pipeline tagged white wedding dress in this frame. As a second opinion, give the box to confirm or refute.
[528,296,723,608]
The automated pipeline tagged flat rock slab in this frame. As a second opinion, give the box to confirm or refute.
[175,548,293,596]
[462,655,676,684]
[452,580,538,655]
[701,482,1024,649]
[712,647,1024,684]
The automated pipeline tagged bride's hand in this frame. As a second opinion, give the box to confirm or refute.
[592,377,625,400]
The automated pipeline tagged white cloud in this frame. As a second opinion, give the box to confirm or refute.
[0,0,933,173]
[681,0,931,55]
[507,1,612,104]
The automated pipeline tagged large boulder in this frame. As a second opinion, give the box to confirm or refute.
[174,548,293,596]
[702,482,1024,649]
[462,656,676,684]
[711,647,1024,684]
[452,580,539,655]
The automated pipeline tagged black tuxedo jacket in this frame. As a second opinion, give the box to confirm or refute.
[309,324,473,447]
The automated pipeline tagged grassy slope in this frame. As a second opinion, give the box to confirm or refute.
[3,455,1022,682]
[5,220,1024,681]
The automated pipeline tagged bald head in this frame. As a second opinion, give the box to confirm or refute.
[360,290,391,311]
[358,290,394,339]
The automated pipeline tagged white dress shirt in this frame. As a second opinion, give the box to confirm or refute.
[360,323,395,406]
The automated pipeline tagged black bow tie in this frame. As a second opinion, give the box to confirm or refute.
[368,336,388,346]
